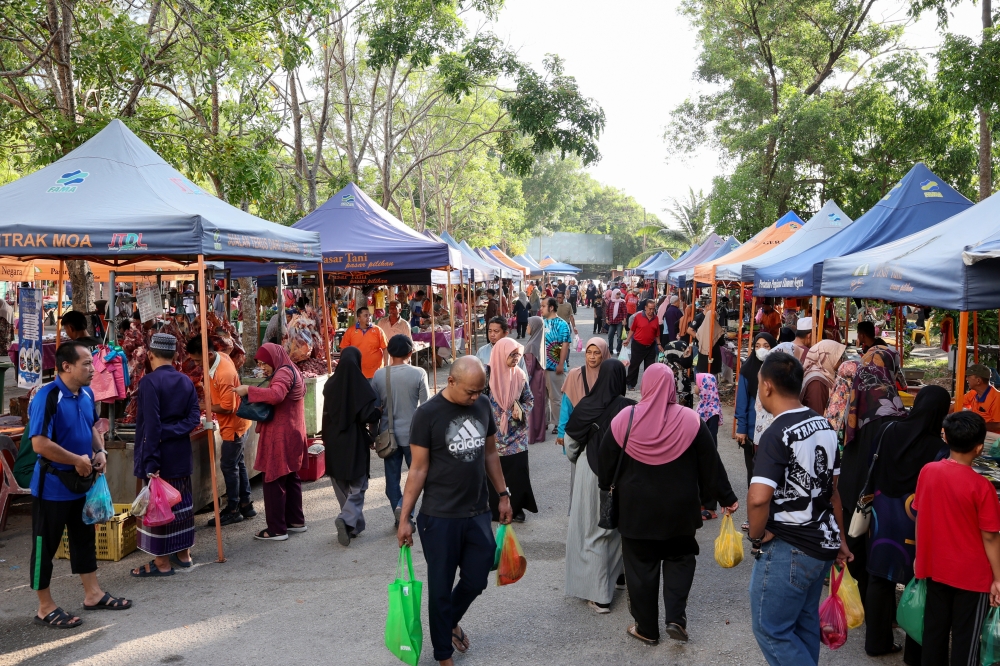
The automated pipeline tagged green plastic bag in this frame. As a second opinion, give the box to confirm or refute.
[385,546,423,665]
[981,606,1000,666]
[896,577,927,645]
[492,524,507,572]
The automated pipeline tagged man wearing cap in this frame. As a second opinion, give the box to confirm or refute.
[372,335,429,526]
[131,333,201,577]
[793,317,813,363]
[962,364,1000,430]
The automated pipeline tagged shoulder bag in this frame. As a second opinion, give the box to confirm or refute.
[848,422,893,538]
[236,364,297,423]
[374,366,398,459]
[598,406,635,530]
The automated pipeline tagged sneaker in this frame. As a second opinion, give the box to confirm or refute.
[287,525,308,533]
[240,502,257,518]
[335,518,351,547]
[588,601,612,614]
[616,574,626,590]
[394,506,403,527]
[207,506,243,527]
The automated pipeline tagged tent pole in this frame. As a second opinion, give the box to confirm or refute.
[447,267,456,360]
[318,262,332,375]
[974,311,980,364]
[844,298,850,345]
[955,312,969,412]
[707,268,718,365]
[431,285,437,393]
[897,306,904,367]
[733,284,746,438]
[56,259,64,349]
[197,254,225,563]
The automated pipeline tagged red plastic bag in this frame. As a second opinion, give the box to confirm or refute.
[143,476,182,527]
[496,523,527,586]
[819,565,848,649]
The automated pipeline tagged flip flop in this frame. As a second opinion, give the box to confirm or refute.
[33,607,82,629]
[83,592,132,611]
[452,627,470,653]
[626,624,658,646]
[170,553,193,569]
[130,560,174,578]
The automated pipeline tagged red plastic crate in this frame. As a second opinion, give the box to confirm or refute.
[299,439,326,482]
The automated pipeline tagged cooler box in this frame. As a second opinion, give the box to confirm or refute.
[300,439,326,482]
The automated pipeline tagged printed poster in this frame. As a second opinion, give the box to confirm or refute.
[17,288,43,388]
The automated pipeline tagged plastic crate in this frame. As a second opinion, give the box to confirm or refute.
[55,503,137,562]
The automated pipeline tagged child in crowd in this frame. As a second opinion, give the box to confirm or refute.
[593,297,604,333]
[912,411,1000,665]
[694,372,722,520]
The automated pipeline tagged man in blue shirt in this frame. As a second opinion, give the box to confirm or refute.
[29,340,132,628]
[543,297,572,435]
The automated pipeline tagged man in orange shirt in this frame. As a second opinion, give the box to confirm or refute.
[624,289,639,331]
[186,337,254,526]
[760,300,782,340]
[342,306,388,379]
[962,364,1000,430]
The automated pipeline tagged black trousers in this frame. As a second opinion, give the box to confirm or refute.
[622,536,698,640]
[865,574,922,662]
[625,340,658,388]
[922,578,989,666]
[30,496,97,590]
[593,316,604,333]
[740,439,755,489]
[569,297,577,314]
[702,415,720,510]
[516,321,527,338]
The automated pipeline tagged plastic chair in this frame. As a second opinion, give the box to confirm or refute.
[1,448,31,531]
[911,322,932,345]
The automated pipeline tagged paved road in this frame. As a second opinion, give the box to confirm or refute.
[0,307,904,665]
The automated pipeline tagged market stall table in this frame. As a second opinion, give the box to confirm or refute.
[9,340,56,371]
[412,326,464,349]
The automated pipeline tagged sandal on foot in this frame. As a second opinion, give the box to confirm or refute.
[170,553,193,569]
[254,529,288,541]
[588,601,611,614]
[701,509,717,520]
[83,592,132,611]
[130,560,174,577]
[287,525,308,533]
[34,607,82,628]
[626,624,658,646]
[452,627,470,653]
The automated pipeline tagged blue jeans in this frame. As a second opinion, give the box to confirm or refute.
[383,445,412,511]
[607,323,623,355]
[750,538,833,666]
[221,433,250,507]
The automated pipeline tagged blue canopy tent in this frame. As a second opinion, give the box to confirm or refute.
[229,183,462,285]
[754,163,973,297]
[539,255,582,274]
[438,231,501,281]
[625,251,663,277]
[639,251,677,278]
[470,244,519,279]
[673,236,741,286]
[660,235,726,286]
[742,201,853,285]
[654,245,698,281]
[513,253,544,274]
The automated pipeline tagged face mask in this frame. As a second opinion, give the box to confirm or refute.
[755,348,770,361]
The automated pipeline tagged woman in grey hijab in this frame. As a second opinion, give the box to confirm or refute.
[524,315,547,443]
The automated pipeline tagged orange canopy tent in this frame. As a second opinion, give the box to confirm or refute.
[488,247,528,277]
[691,212,803,285]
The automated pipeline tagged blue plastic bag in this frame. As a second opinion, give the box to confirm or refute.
[82,475,115,525]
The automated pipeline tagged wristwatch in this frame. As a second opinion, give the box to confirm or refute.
[498,487,511,498]
[93,449,107,456]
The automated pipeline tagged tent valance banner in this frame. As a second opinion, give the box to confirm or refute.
[754,163,973,297]
[0,120,321,263]
[820,189,1000,309]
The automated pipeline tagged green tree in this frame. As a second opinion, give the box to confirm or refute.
[633,187,712,263]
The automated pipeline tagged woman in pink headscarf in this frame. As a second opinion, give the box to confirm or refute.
[598,364,738,645]
[485,336,536,522]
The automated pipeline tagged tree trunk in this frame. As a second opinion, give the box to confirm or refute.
[289,70,305,213]
[66,260,94,322]
[335,23,359,183]
[238,277,258,371]
[981,0,993,202]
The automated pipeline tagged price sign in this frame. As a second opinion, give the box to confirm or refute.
[137,286,162,323]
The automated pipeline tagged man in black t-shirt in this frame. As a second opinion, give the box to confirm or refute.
[398,356,511,665]
[746,352,852,665]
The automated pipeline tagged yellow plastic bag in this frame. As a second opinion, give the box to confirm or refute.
[836,564,865,629]
[714,514,744,568]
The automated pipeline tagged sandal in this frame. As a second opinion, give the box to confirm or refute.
[701,509,717,520]
[170,553,193,569]
[626,624,658,646]
[33,607,82,629]
[452,627,470,653]
[254,529,288,541]
[131,560,175,577]
[83,592,132,611]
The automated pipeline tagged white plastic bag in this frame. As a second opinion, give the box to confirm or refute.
[131,483,150,517]
[618,345,631,367]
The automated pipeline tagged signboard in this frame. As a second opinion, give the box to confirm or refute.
[136,286,163,323]
[17,288,43,389]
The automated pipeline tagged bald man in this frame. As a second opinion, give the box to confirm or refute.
[398,356,512,665]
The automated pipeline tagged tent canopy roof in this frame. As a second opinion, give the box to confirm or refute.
[438,231,498,281]
[672,236,742,285]
[695,212,803,284]
[469,244,518,279]
[0,119,321,263]
[639,251,677,277]
[488,246,528,276]
[754,163,973,296]
[539,255,582,273]
[625,251,662,276]
[660,234,728,283]
[820,189,1000,309]
[742,200,854,285]
[512,253,543,274]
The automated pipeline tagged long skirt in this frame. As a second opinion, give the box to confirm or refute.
[525,354,547,444]
[488,450,538,520]
[137,476,195,556]
[565,456,623,604]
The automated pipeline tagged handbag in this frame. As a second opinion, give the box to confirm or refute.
[598,406,634,530]
[848,423,892,538]
[374,366,398,459]
[235,365,296,423]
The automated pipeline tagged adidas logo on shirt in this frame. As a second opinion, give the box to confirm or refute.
[447,418,486,462]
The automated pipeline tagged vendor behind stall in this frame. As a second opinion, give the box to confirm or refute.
[962,364,1000,430]
[60,310,102,347]
[341,306,388,379]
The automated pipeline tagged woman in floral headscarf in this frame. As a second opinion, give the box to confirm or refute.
[824,360,858,447]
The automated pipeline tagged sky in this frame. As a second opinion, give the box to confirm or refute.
[484,0,984,221]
